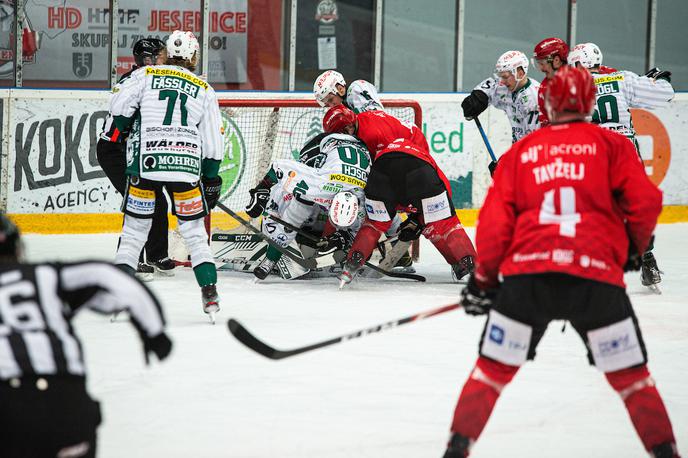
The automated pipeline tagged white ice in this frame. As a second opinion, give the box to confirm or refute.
[24,224,687,458]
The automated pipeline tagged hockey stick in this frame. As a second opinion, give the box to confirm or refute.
[215,203,317,270]
[228,302,460,360]
[473,117,497,162]
[266,214,425,282]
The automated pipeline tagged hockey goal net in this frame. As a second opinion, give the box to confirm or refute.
[169,98,422,263]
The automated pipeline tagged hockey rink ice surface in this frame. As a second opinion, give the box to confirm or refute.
[24,224,688,458]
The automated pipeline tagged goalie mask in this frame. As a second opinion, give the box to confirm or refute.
[314,70,346,107]
[329,192,359,228]
[568,43,603,69]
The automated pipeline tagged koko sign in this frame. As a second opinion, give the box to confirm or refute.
[7,96,120,213]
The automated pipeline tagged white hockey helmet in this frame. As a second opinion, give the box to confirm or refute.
[166,30,199,61]
[568,43,603,69]
[329,191,359,228]
[313,70,346,107]
[495,50,529,77]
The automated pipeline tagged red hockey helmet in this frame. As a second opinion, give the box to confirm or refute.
[545,66,596,116]
[323,105,356,134]
[533,37,569,63]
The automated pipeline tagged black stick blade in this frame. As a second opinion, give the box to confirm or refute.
[228,318,282,360]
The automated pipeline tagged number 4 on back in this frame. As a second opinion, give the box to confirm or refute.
[539,187,581,237]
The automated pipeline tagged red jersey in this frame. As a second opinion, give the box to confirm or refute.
[474,121,662,289]
[355,110,452,193]
[598,65,618,74]
[537,77,551,126]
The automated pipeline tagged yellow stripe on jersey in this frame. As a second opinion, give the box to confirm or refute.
[145,67,209,90]
[173,188,202,201]
[594,74,624,85]
[129,187,155,199]
[328,174,366,188]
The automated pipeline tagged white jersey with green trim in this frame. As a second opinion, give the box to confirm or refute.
[269,134,370,213]
[474,76,540,143]
[264,134,371,247]
[109,64,223,182]
[591,70,674,138]
[346,79,384,113]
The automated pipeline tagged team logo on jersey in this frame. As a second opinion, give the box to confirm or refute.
[218,112,247,200]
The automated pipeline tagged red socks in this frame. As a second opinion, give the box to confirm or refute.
[450,356,519,440]
[606,365,677,453]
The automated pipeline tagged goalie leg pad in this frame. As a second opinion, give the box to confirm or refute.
[115,214,152,269]
[606,365,677,452]
[450,356,519,440]
[423,217,477,264]
[179,218,214,267]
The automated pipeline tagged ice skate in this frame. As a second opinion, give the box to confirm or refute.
[253,258,276,282]
[338,269,355,289]
[443,433,471,458]
[640,252,662,294]
[201,284,220,324]
[135,262,154,282]
[451,255,475,283]
[149,257,176,277]
[338,251,364,289]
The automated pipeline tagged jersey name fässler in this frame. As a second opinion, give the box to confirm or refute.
[107,65,224,183]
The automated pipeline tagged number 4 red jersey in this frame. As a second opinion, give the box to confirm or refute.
[475,121,662,289]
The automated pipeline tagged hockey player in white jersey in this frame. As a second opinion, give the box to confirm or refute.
[313,70,383,113]
[109,30,224,321]
[245,133,371,280]
[462,50,540,173]
[568,42,674,293]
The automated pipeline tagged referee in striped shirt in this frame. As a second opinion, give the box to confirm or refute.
[0,213,172,458]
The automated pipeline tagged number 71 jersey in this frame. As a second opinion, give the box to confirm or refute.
[109,65,223,182]
[474,122,662,289]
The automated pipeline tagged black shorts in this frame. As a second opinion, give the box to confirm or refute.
[478,273,648,371]
[0,376,100,458]
[364,153,454,222]
[123,176,209,221]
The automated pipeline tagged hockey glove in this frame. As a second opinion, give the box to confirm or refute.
[461,90,489,120]
[398,215,424,242]
[317,230,353,252]
[246,187,271,218]
[202,176,222,209]
[488,160,498,177]
[460,274,496,316]
[624,234,654,272]
[143,332,173,364]
[644,67,672,83]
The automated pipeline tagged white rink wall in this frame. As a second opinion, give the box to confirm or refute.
[1,89,686,219]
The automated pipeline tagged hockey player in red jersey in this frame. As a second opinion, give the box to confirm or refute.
[532,37,569,126]
[322,105,476,286]
[443,66,680,458]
